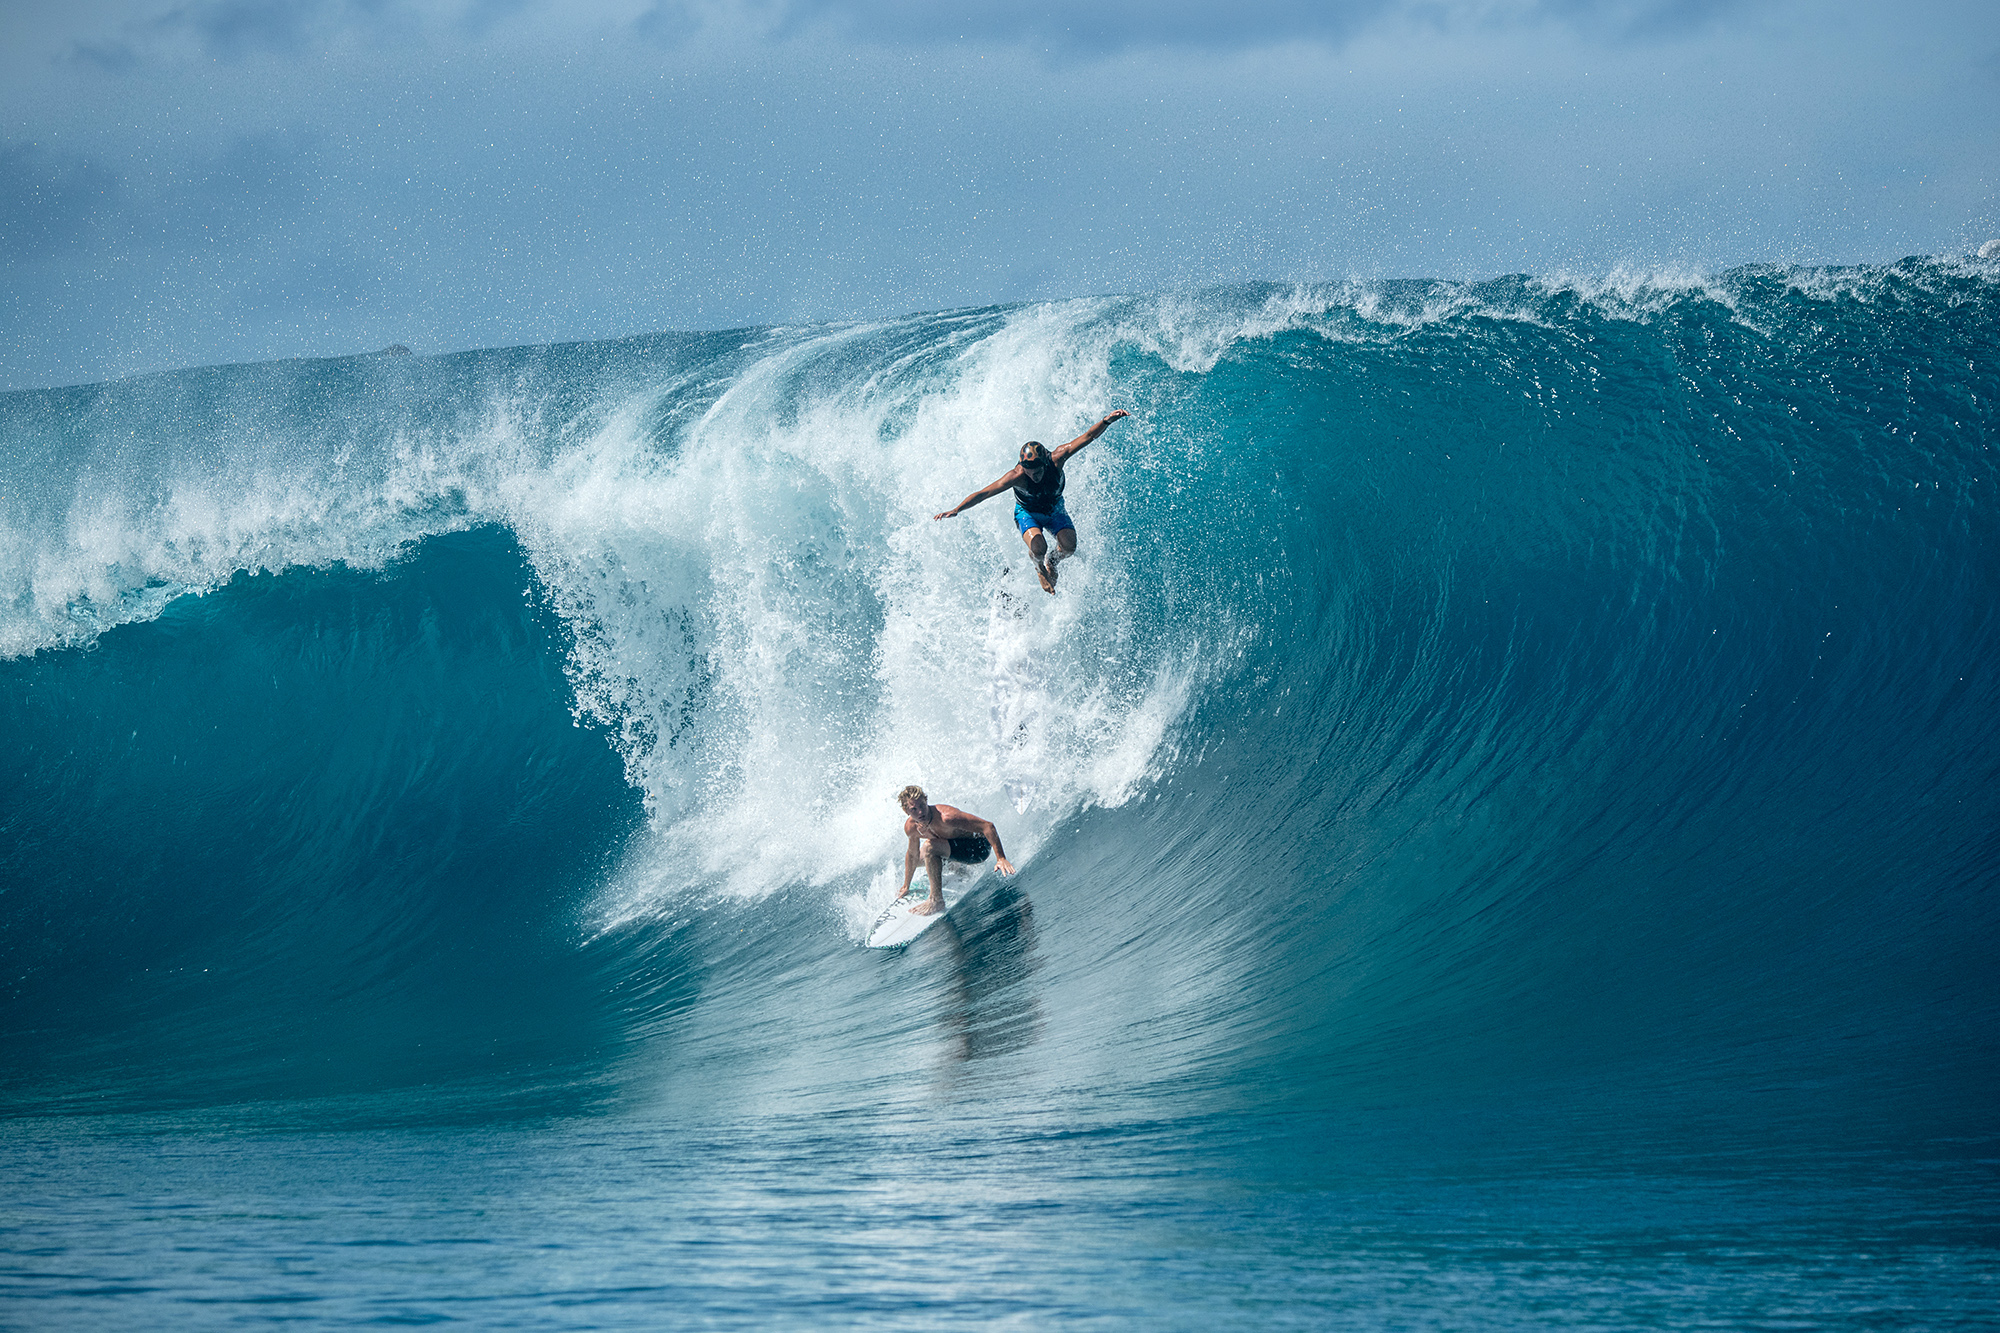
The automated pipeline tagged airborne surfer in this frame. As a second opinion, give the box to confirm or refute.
[896,785,1016,916]
[933,410,1130,593]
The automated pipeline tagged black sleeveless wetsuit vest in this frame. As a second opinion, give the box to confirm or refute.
[1011,461,1066,514]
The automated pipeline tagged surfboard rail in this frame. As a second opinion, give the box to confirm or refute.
[865,885,961,948]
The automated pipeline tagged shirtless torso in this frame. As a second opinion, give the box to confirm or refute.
[904,801,985,843]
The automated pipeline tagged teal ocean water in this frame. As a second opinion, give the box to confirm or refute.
[4,262,1996,1327]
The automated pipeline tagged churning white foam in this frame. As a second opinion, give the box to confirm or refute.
[1,302,1239,927]
[496,308,1198,930]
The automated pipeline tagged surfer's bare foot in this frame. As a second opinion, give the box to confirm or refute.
[910,897,944,915]
[1036,560,1056,594]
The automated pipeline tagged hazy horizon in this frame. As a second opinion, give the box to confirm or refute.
[4,0,1996,390]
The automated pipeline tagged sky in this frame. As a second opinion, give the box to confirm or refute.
[2,0,1996,389]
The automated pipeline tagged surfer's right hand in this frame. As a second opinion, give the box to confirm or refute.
[933,510,955,520]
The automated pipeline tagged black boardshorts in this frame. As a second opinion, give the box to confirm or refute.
[947,834,992,865]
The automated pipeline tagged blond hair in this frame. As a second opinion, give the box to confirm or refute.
[896,784,927,810]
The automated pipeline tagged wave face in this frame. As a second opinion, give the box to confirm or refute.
[3,261,1997,1134]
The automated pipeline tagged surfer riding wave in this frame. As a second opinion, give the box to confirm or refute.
[896,785,1016,916]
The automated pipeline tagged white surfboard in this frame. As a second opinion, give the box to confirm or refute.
[865,885,962,948]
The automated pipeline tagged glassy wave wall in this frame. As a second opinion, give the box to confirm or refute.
[3,260,1996,1136]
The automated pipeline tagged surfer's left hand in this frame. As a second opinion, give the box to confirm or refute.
[995,856,1016,876]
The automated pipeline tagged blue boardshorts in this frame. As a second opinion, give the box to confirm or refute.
[1014,502,1075,536]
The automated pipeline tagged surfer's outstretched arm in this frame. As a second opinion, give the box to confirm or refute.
[1050,410,1129,466]
[980,819,1017,876]
[898,831,921,899]
[934,469,1021,521]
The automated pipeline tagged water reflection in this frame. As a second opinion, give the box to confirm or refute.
[909,882,1045,1080]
